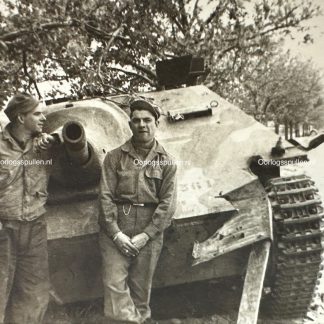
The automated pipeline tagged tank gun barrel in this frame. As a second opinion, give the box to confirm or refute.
[48,120,101,191]
[62,121,90,166]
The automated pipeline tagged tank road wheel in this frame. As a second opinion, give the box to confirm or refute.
[265,175,324,319]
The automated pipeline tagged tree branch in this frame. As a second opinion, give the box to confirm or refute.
[22,51,41,98]
[82,20,129,41]
[204,1,228,25]
[198,1,229,40]
[172,17,186,35]
[106,66,156,86]
[217,45,237,60]
[261,97,272,114]
[1,22,74,41]
[223,6,301,44]
[244,83,259,112]
[188,0,200,28]
[124,59,157,80]
[178,0,189,31]
[0,20,129,43]
[95,73,128,94]
[97,24,125,81]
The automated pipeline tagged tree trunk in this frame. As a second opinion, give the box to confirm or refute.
[304,123,310,136]
[284,120,289,140]
[295,123,300,137]
[275,123,279,135]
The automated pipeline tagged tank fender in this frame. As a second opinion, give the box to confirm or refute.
[192,179,272,265]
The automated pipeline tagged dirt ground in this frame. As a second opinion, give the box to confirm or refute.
[44,280,240,324]
[43,279,324,324]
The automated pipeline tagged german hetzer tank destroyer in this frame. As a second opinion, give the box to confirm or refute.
[41,56,324,323]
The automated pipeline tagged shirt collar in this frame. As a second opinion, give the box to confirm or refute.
[2,124,33,152]
[2,124,12,141]
[121,138,167,157]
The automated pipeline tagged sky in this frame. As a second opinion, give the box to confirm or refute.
[283,0,324,73]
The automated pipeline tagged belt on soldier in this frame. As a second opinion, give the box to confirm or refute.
[115,201,158,208]
[115,201,158,216]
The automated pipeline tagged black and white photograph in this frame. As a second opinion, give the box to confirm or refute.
[1,0,324,323]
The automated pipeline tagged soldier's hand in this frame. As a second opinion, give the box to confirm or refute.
[0,221,3,231]
[114,232,139,257]
[33,133,56,152]
[131,233,150,250]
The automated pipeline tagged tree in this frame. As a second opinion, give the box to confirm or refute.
[236,51,323,124]
[308,96,324,130]
[0,0,322,120]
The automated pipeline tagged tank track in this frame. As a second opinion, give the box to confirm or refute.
[265,175,324,319]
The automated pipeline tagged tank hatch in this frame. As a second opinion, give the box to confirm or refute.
[167,101,217,122]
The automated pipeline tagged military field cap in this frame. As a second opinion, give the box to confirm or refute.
[130,99,160,120]
[4,92,40,122]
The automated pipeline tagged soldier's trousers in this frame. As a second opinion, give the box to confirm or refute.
[0,216,49,324]
[99,230,163,324]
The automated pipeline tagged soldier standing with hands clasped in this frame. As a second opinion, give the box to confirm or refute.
[99,99,177,324]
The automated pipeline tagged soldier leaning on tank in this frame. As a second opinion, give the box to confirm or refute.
[0,93,60,324]
[99,99,177,324]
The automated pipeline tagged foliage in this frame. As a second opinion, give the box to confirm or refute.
[236,51,323,123]
[0,0,322,122]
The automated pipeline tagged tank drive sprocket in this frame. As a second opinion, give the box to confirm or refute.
[265,175,324,319]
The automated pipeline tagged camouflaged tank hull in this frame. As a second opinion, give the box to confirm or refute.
[42,86,324,320]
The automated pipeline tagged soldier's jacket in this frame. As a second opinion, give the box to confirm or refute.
[0,126,54,221]
[99,139,177,239]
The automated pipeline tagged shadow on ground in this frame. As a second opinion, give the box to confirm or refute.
[44,277,315,323]
[44,278,241,324]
